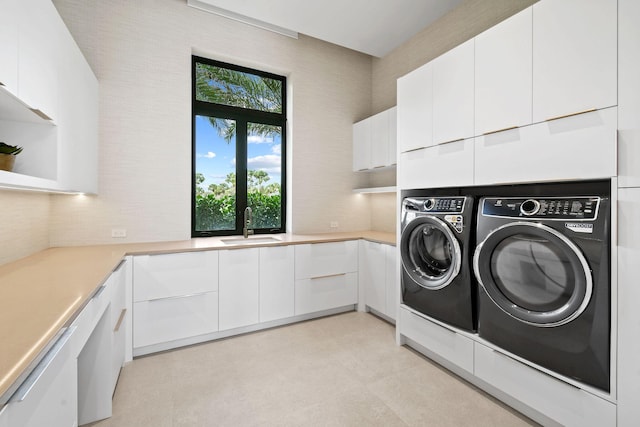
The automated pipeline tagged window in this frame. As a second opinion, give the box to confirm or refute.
[192,56,287,237]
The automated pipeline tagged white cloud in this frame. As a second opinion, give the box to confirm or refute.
[197,151,216,159]
[272,144,281,155]
[248,154,281,173]
[248,135,274,144]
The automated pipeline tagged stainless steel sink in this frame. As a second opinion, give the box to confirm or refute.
[220,236,282,245]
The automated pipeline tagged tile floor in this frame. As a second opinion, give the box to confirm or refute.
[88,312,538,426]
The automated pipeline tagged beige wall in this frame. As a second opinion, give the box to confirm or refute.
[44,0,372,247]
[0,192,50,265]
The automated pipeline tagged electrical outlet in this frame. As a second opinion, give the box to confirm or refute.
[330,221,339,228]
[111,228,127,238]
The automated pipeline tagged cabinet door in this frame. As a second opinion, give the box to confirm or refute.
[387,107,397,165]
[475,7,532,135]
[433,39,474,145]
[0,0,19,96]
[397,138,474,190]
[109,262,127,394]
[17,0,62,121]
[618,0,640,189]
[370,110,388,168]
[397,62,433,152]
[56,24,99,193]
[532,0,617,123]
[360,241,386,314]
[617,188,640,424]
[6,327,77,427]
[133,251,219,302]
[219,248,260,331]
[384,244,398,321]
[474,107,617,185]
[353,118,371,171]
[259,245,294,323]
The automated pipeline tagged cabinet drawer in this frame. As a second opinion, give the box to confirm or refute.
[398,139,473,190]
[110,261,127,331]
[474,107,617,185]
[474,342,615,427]
[294,241,358,279]
[6,327,77,427]
[133,291,218,348]
[294,272,357,316]
[133,251,218,302]
[399,307,473,373]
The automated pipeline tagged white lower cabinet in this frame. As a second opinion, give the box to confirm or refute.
[134,291,219,348]
[259,246,294,323]
[399,306,474,373]
[359,241,398,321]
[474,342,615,427]
[295,241,359,316]
[295,272,358,316]
[219,248,260,330]
[4,327,77,427]
[398,138,474,190]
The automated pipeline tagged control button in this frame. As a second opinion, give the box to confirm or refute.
[520,199,541,216]
[423,198,436,211]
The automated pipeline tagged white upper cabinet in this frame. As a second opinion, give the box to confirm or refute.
[397,62,433,152]
[0,0,98,193]
[387,107,397,163]
[352,118,371,171]
[353,107,397,171]
[433,39,474,145]
[17,0,62,122]
[0,0,19,96]
[532,0,617,123]
[475,7,532,135]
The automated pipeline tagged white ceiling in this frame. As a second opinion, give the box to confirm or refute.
[187,0,464,57]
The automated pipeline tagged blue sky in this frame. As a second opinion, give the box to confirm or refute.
[195,115,282,190]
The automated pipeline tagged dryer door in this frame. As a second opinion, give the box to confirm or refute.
[473,221,592,327]
[401,216,461,290]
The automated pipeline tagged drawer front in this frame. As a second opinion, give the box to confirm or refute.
[474,342,615,427]
[111,309,127,394]
[133,251,218,302]
[294,272,357,316]
[295,241,358,280]
[133,291,218,348]
[399,307,473,373]
[7,327,77,427]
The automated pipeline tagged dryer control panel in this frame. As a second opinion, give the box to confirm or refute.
[481,197,600,220]
[403,197,466,214]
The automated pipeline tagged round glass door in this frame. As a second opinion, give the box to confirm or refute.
[473,222,592,327]
[401,216,461,290]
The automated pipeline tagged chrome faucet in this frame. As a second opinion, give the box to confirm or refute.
[243,207,254,238]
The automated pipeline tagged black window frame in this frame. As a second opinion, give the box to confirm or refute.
[191,55,287,237]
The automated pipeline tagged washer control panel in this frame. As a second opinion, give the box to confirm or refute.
[482,197,600,220]
[421,197,466,213]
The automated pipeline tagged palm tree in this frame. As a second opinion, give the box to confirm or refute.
[195,63,282,142]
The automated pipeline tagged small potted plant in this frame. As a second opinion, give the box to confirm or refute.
[0,142,23,172]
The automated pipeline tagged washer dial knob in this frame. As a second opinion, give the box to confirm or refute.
[520,199,541,216]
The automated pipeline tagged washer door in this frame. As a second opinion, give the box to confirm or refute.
[401,216,461,290]
[474,222,592,327]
